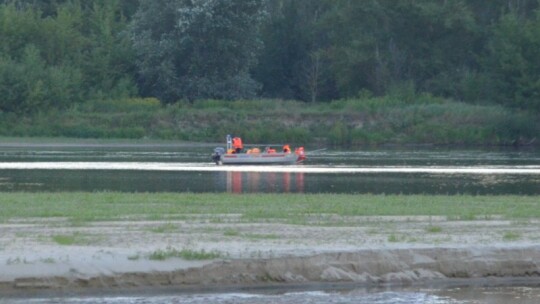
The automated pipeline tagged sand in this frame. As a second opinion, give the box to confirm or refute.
[1,215,540,296]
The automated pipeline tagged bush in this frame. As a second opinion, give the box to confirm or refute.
[0,96,537,146]
[328,121,351,146]
[0,46,82,113]
[87,97,161,113]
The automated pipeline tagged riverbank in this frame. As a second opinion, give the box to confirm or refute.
[1,193,540,296]
[0,97,538,147]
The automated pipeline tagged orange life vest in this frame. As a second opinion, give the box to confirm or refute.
[233,137,244,149]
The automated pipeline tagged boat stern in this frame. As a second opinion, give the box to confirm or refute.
[212,147,225,165]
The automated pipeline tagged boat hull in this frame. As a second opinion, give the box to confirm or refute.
[220,153,301,165]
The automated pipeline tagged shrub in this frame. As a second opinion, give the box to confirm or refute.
[88,97,161,113]
[328,121,351,146]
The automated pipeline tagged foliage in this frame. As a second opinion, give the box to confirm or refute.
[0,0,539,140]
[0,45,82,112]
[0,1,136,113]
[130,0,266,102]
[255,0,335,102]
[0,97,537,146]
[82,97,161,113]
[484,9,540,111]
[252,0,540,113]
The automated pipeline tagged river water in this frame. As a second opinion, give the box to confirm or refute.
[6,285,540,304]
[0,144,538,194]
[1,143,539,303]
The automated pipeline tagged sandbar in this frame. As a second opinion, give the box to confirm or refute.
[1,215,540,296]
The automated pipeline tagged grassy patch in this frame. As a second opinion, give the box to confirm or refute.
[149,223,179,233]
[502,231,521,241]
[52,234,78,245]
[426,226,443,233]
[223,229,240,236]
[1,193,539,224]
[51,233,96,246]
[148,247,223,261]
[388,234,400,242]
[1,97,537,146]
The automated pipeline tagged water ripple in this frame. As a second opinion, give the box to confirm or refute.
[0,162,539,175]
[6,291,464,304]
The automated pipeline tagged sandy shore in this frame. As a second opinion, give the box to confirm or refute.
[1,214,540,296]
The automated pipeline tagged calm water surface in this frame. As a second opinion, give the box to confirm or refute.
[6,285,540,304]
[0,144,538,194]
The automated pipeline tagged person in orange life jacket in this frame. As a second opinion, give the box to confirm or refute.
[232,137,243,153]
[283,144,291,153]
[265,147,276,153]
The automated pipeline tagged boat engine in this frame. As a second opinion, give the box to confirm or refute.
[212,147,225,165]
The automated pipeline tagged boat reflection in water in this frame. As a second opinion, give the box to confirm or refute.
[226,171,304,193]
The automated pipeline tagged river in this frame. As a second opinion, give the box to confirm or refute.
[0,144,538,194]
[6,284,540,303]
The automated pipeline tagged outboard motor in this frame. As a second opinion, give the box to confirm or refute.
[212,147,225,165]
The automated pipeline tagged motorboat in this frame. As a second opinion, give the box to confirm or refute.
[212,135,305,165]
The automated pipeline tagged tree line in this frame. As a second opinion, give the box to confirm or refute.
[1,0,539,114]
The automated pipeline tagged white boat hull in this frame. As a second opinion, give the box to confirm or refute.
[220,153,301,165]
[212,135,306,165]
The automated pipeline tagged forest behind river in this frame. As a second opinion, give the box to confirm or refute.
[1,0,539,146]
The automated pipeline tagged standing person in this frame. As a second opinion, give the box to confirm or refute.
[232,137,244,153]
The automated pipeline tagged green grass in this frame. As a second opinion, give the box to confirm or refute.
[426,226,443,233]
[149,223,179,233]
[0,96,537,146]
[223,229,240,236]
[51,235,78,245]
[51,233,96,245]
[502,231,522,241]
[148,247,223,261]
[388,234,400,242]
[1,192,540,224]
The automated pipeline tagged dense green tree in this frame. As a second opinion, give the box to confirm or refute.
[484,8,540,111]
[0,1,136,112]
[0,3,84,112]
[255,0,335,102]
[1,0,540,114]
[314,0,482,100]
[79,0,137,98]
[130,0,266,102]
[0,0,140,18]
[257,0,485,102]
[0,45,82,112]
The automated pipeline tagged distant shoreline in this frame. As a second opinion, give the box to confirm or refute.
[0,137,216,148]
[0,136,537,150]
[1,98,538,147]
